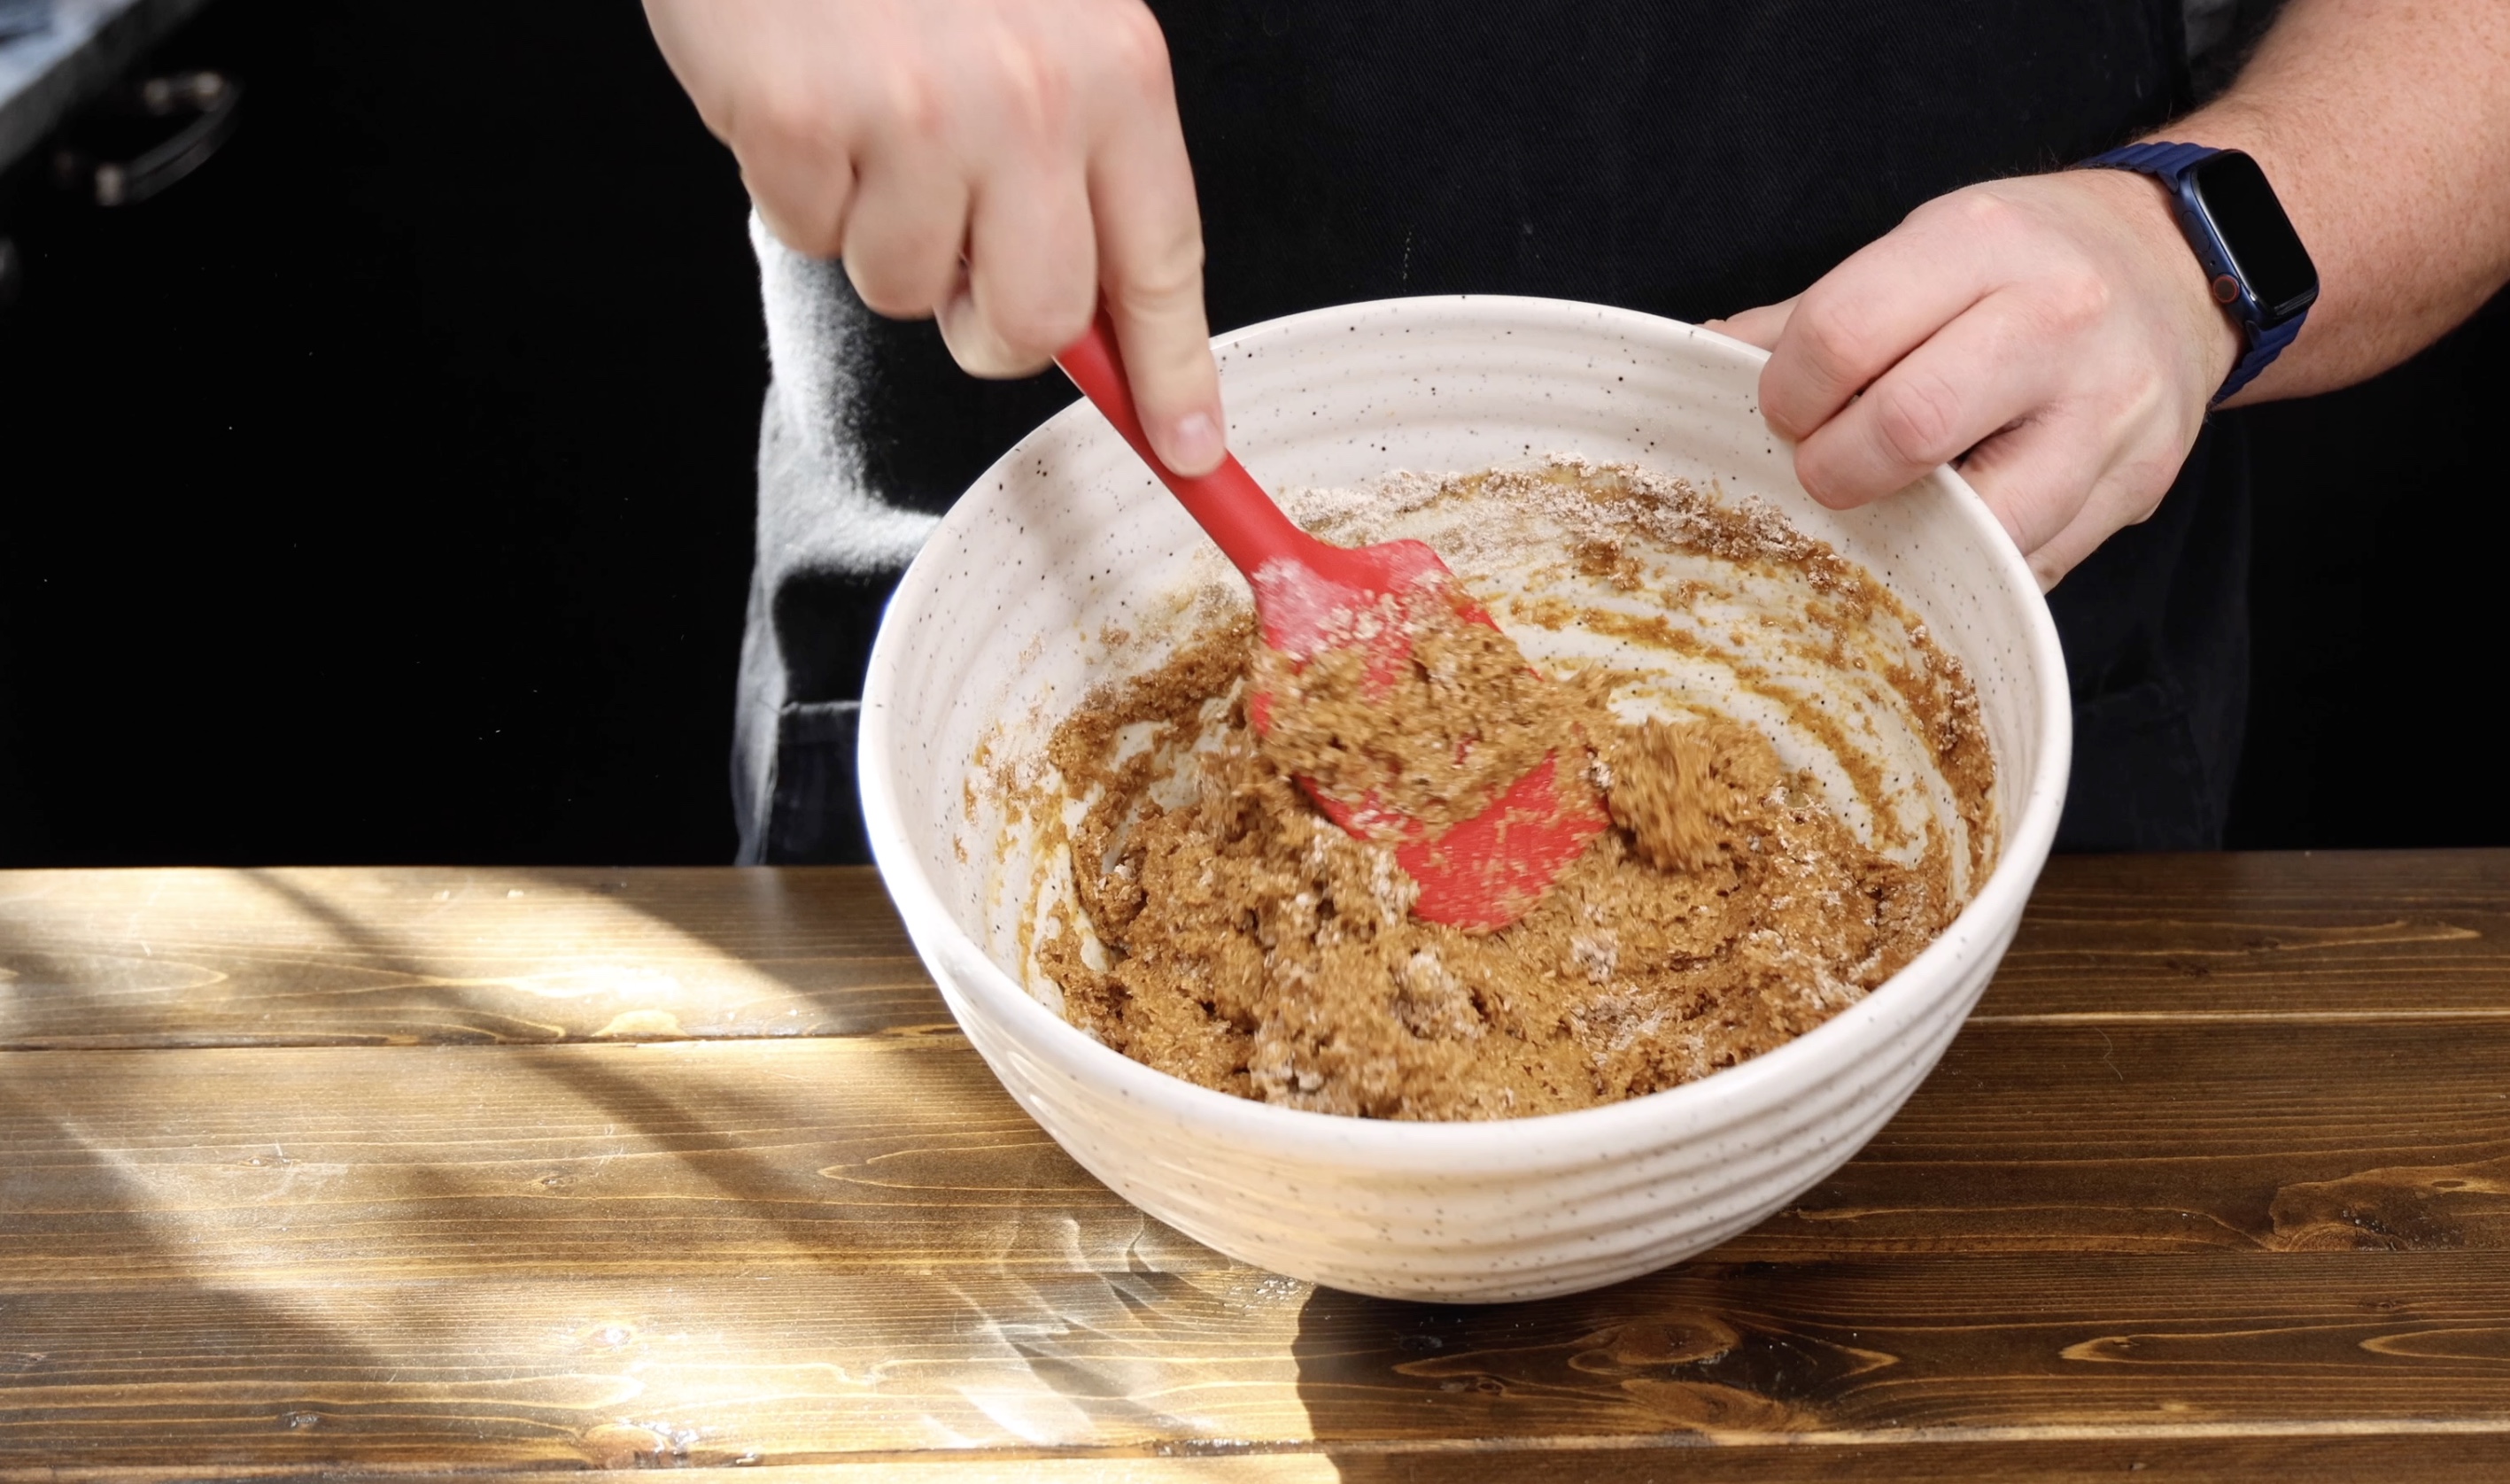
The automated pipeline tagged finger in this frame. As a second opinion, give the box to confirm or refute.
[1759,196,2021,440]
[1084,20,1223,475]
[698,11,864,259]
[2026,485,2172,591]
[941,164,1097,378]
[2019,506,2114,592]
[741,152,856,259]
[1972,422,2184,590]
[1944,411,2107,568]
[1789,287,2068,508]
[1703,296,1796,352]
[841,145,971,319]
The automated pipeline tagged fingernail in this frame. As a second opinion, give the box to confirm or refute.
[1166,411,1224,473]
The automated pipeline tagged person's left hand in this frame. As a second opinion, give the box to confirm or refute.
[1708,168,2245,589]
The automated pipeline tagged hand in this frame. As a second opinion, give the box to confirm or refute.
[1709,170,2243,589]
[646,0,1228,474]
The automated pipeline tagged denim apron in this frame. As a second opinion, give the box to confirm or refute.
[740,0,2242,861]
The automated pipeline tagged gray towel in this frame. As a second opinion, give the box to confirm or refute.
[0,0,52,42]
[732,214,940,862]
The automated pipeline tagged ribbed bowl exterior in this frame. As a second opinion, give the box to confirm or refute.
[862,296,2070,1303]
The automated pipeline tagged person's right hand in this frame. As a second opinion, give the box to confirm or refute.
[646,0,1228,475]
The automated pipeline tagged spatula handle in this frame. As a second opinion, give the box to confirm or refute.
[1055,311,1314,577]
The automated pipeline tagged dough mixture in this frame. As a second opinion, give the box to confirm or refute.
[1021,462,1993,1121]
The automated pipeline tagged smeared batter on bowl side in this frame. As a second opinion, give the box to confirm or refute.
[1020,460,1995,1121]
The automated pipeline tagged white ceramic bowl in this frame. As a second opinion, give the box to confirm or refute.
[861,295,2070,1302]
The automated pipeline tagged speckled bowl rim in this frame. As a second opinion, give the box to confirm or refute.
[862,293,2072,1175]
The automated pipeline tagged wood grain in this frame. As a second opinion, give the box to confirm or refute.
[8,1254,2510,1465]
[15,1437,2510,1483]
[4,854,2508,1476]
[0,1037,1196,1287]
[0,867,941,1048]
[1983,849,2510,1020]
[5,1021,2510,1464]
[6,1012,2508,1288]
[4,853,2505,1051]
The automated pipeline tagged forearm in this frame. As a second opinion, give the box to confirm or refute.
[2180,0,2510,403]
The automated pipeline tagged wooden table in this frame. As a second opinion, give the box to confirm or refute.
[4,854,2507,1480]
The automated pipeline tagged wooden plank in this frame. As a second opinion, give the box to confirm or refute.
[1301,1440,2510,1484]
[817,1441,2510,1484]
[10,1434,2510,1483]
[6,1256,2510,1465]
[5,1016,2510,1287]
[1980,849,2510,1021]
[0,867,942,1048]
[1751,1014,2510,1256]
[3,855,2508,1473]
[4,854,2507,1052]
[0,1037,1196,1286]
[7,1028,2510,1462]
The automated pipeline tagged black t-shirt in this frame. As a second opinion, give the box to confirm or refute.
[818,0,2247,850]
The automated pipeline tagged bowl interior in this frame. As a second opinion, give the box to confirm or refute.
[864,295,2068,1117]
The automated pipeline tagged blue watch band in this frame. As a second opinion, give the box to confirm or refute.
[2086,139,2219,179]
[2217,312,2302,403]
[2082,140,2308,406]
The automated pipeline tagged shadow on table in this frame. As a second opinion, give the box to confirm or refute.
[593,865,1782,1458]
[0,874,939,1466]
[291,864,938,1046]
[0,1072,391,1462]
[226,868,1219,1459]
[209,864,1889,1463]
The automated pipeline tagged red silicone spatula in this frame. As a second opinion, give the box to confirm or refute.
[1056,311,1607,931]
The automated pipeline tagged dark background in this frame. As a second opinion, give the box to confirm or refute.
[0,0,2502,867]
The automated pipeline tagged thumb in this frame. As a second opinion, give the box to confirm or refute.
[1704,295,1799,352]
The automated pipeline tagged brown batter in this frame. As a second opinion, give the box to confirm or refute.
[1249,584,1575,832]
[1021,461,1991,1122]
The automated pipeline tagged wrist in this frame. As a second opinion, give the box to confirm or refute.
[2136,118,2296,406]
[2072,166,2245,406]
[2158,107,2309,401]
[2080,133,2325,407]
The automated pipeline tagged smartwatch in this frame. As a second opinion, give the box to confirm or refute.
[2080,142,2319,405]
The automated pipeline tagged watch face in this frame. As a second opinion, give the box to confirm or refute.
[2190,151,2320,325]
